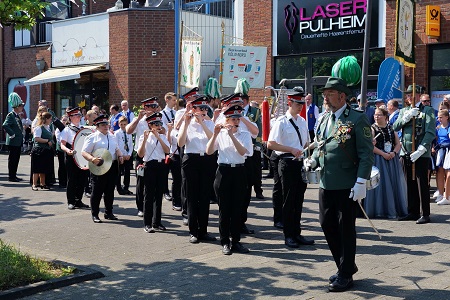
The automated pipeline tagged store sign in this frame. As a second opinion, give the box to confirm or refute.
[431,91,450,111]
[222,46,267,88]
[275,0,379,55]
[426,5,440,38]
[52,13,109,67]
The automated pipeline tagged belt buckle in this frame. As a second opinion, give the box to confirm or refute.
[254,146,261,151]
[231,163,236,168]
[199,153,204,156]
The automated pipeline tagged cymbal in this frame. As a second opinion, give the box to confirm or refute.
[88,148,113,176]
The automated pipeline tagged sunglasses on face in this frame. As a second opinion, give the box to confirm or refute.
[150,121,163,126]
[145,104,159,109]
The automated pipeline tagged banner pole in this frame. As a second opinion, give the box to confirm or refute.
[177,21,184,110]
[219,21,225,94]
[411,70,416,179]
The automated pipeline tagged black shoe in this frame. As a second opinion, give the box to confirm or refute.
[274,222,284,229]
[189,235,199,244]
[285,237,300,248]
[163,192,172,201]
[295,235,315,245]
[68,204,75,210]
[255,193,265,199]
[172,205,182,211]
[241,225,255,234]
[92,216,102,223]
[222,244,232,255]
[182,218,188,226]
[329,266,358,283]
[118,190,127,195]
[231,242,250,253]
[104,213,118,220]
[416,216,430,224]
[144,225,155,233]
[154,224,166,231]
[398,214,420,221]
[40,185,50,190]
[199,233,217,241]
[74,201,89,209]
[125,190,134,195]
[328,276,354,292]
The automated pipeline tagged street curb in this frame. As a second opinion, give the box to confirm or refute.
[0,261,104,300]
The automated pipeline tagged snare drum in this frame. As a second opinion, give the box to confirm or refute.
[366,166,380,190]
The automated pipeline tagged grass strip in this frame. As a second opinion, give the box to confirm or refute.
[0,239,76,291]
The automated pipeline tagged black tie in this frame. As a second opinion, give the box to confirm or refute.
[123,131,129,152]
[170,110,175,121]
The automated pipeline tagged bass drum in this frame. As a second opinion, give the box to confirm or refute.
[72,127,95,170]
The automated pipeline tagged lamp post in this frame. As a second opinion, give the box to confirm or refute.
[36,58,46,100]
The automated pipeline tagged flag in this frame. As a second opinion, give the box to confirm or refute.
[181,38,202,88]
[395,0,415,67]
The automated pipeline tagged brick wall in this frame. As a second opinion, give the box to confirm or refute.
[385,0,450,91]
[243,0,273,102]
[109,9,176,108]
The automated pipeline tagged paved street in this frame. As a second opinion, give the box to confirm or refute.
[1,153,450,299]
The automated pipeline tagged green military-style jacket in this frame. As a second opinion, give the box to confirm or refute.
[312,105,374,190]
[2,111,24,147]
[392,104,435,157]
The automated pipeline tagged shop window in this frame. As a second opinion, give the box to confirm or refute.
[429,44,450,92]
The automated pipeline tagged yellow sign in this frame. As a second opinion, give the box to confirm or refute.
[426,5,440,38]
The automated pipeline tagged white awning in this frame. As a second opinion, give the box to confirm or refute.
[24,64,107,86]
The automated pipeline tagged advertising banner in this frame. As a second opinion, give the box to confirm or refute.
[275,0,379,55]
[181,38,202,88]
[395,0,415,67]
[431,91,450,111]
[377,57,402,103]
[222,46,267,88]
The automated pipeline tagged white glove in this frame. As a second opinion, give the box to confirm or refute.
[402,107,420,123]
[304,158,317,171]
[410,145,427,162]
[349,178,367,201]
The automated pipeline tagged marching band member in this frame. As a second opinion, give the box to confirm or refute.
[126,97,166,217]
[206,104,253,255]
[267,91,314,249]
[82,115,124,223]
[137,113,170,233]
[115,116,134,195]
[178,95,216,243]
[59,107,90,210]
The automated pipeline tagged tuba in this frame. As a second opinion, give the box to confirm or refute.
[265,79,290,119]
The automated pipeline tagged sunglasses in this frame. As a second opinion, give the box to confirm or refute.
[150,121,163,126]
[145,104,159,108]
[194,106,208,111]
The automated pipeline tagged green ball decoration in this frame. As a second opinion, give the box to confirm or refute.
[331,56,361,86]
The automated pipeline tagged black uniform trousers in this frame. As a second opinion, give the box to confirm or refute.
[57,149,67,187]
[135,156,144,212]
[65,152,88,205]
[182,153,211,237]
[278,158,307,238]
[143,160,168,227]
[117,158,132,192]
[270,152,283,224]
[90,160,119,217]
[8,145,21,180]
[319,188,357,279]
[214,165,247,246]
[400,156,431,217]
[166,154,182,207]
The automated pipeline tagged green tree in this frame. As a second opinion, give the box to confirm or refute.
[0,0,50,30]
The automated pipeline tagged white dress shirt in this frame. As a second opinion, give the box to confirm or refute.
[268,111,309,156]
[115,129,133,156]
[60,123,81,145]
[161,105,177,124]
[82,131,121,160]
[138,133,169,162]
[212,128,253,164]
[131,117,168,151]
[215,113,257,138]
[184,120,215,154]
